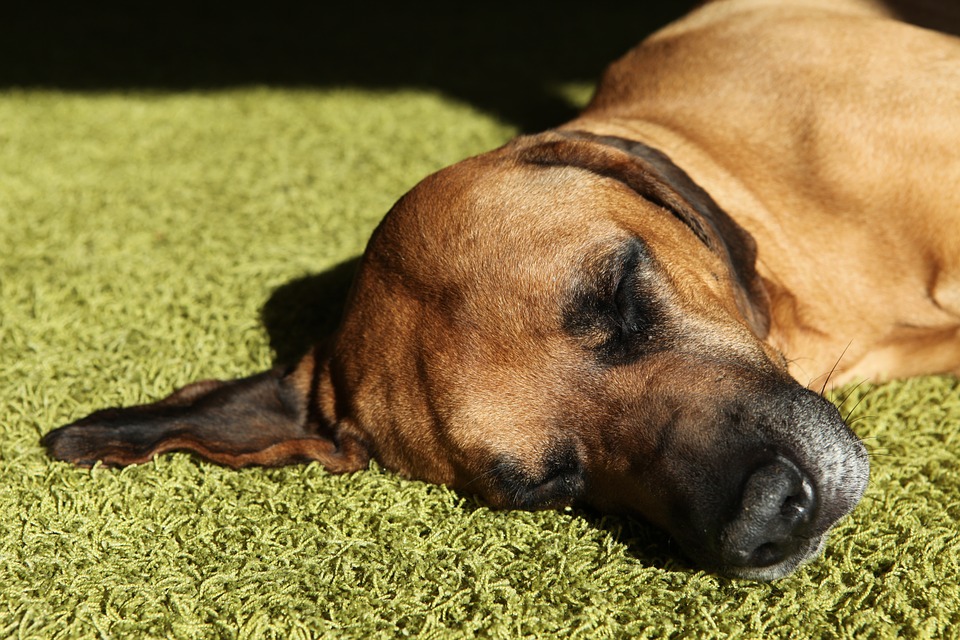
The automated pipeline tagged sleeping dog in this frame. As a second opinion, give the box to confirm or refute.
[43,0,960,580]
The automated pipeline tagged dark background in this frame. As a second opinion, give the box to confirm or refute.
[13,1,954,361]
[3,2,700,132]
[4,2,712,361]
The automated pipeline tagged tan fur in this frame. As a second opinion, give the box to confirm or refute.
[569,0,960,385]
[44,0,957,579]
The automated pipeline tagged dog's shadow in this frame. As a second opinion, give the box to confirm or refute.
[261,261,694,573]
[261,258,360,366]
[580,510,694,574]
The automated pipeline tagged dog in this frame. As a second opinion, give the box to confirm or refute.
[42,0,960,580]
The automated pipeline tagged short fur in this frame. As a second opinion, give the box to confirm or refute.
[43,0,960,580]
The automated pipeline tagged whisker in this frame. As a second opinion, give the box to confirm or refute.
[836,378,870,407]
[464,464,500,488]
[818,341,854,396]
[844,391,874,423]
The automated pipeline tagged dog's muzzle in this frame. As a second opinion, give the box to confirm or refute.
[664,386,869,581]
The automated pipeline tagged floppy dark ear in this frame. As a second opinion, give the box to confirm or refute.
[519,131,770,338]
[42,348,371,471]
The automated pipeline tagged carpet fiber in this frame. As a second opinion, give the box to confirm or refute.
[2,5,959,638]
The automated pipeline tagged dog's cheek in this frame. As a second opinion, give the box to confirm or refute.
[483,440,586,510]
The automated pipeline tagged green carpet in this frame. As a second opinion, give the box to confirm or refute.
[2,5,959,639]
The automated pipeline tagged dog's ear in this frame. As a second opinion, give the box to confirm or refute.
[42,348,371,470]
[519,131,770,338]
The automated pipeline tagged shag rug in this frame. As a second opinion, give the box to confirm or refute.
[2,3,958,638]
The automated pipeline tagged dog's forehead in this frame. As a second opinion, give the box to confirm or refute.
[372,153,666,285]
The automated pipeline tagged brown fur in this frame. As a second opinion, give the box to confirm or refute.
[43,0,960,580]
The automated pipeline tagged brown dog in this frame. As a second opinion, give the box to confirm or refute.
[43,0,960,580]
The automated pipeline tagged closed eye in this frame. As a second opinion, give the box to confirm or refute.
[562,237,670,365]
[614,255,643,334]
[613,237,664,339]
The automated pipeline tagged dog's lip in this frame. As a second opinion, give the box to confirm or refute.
[670,516,828,581]
[718,533,826,581]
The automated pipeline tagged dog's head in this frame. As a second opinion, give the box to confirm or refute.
[321,132,869,580]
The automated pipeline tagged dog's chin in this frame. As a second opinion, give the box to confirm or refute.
[716,534,826,581]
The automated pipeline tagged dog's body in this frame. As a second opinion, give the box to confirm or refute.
[572,0,960,385]
[43,0,960,580]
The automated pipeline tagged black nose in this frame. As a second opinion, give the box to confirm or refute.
[721,456,817,567]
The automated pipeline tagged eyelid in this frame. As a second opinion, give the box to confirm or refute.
[613,253,641,333]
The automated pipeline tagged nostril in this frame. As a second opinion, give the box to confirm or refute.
[780,474,815,523]
[720,456,819,568]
